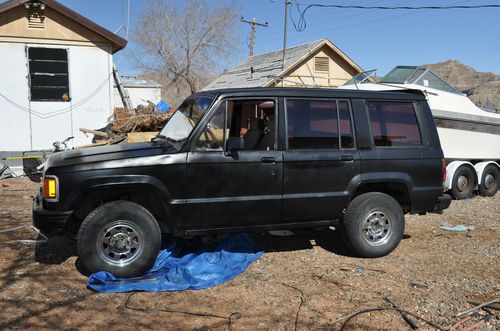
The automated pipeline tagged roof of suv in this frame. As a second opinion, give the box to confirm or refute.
[193,87,427,101]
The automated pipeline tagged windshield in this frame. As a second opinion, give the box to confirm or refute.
[159,96,213,146]
[380,66,419,84]
[380,66,462,94]
[343,69,377,86]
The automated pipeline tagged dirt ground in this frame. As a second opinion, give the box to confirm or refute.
[0,177,498,330]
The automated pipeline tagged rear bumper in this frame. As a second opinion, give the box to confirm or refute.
[432,194,452,213]
[32,194,73,235]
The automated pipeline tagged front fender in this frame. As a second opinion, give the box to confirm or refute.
[63,174,173,212]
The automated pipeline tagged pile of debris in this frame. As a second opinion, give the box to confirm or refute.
[80,104,173,147]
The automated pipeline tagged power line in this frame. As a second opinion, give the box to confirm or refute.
[288,0,471,38]
[252,0,383,40]
[292,2,500,31]
[125,0,131,40]
[256,0,428,43]
[284,0,414,40]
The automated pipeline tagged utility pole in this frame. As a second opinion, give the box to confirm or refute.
[241,17,268,56]
[282,0,289,70]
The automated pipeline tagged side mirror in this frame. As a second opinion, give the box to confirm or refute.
[226,137,245,152]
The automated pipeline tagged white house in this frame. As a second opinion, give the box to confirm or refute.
[114,77,162,109]
[0,0,126,152]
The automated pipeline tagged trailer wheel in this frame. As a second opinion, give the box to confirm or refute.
[450,165,475,199]
[478,165,499,197]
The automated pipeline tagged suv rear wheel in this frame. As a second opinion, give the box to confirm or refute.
[341,192,404,258]
[77,200,161,278]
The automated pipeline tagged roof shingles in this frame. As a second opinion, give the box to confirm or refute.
[203,39,323,90]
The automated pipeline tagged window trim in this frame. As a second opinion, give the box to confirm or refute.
[27,46,71,102]
[284,97,357,151]
[193,101,227,152]
[365,100,424,149]
[190,96,279,152]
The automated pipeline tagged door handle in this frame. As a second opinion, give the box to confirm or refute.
[341,155,354,161]
[261,157,276,163]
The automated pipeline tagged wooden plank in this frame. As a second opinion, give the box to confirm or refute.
[127,132,159,143]
[79,127,110,138]
[75,140,109,148]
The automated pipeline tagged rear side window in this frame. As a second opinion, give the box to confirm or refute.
[367,102,421,147]
[286,99,339,149]
[286,99,355,150]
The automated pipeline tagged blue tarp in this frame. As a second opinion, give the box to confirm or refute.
[87,233,263,293]
[156,100,171,113]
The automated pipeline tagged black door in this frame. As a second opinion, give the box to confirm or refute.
[183,98,283,231]
[282,98,360,222]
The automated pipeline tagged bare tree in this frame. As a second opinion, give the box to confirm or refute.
[133,0,239,106]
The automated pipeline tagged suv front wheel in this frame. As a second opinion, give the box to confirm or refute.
[77,200,161,278]
[340,192,404,258]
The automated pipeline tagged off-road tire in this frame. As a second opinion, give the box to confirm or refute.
[478,165,499,197]
[451,166,476,200]
[77,200,161,278]
[340,192,404,258]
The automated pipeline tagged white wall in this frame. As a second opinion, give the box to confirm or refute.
[114,86,162,109]
[0,41,113,151]
[0,43,32,150]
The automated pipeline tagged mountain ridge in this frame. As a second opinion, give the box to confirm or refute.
[423,60,500,111]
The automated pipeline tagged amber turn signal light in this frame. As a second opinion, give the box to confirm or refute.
[43,177,57,199]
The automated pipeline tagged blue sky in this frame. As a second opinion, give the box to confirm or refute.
[55,0,500,77]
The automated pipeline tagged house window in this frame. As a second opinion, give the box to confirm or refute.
[314,56,329,73]
[28,47,70,102]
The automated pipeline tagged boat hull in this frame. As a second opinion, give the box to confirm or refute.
[436,126,500,161]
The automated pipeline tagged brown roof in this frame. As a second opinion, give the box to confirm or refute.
[0,0,127,52]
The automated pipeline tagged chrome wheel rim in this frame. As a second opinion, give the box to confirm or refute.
[457,175,470,192]
[362,211,392,246]
[97,220,143,267]
[484,173,495,191]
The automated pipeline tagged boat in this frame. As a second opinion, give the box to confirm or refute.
[341,66,500,198]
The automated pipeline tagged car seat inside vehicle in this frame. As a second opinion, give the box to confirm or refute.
[244,117,265,150]
[229,100,276,151]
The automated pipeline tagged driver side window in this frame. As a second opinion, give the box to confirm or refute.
[195,102,227,151]
[195,98,276,151]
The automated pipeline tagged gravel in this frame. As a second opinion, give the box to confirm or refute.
[0,177,498,330]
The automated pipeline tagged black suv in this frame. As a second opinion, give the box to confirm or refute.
[33,87,451,277]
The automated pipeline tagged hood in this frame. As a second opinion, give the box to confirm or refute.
[45,142,175,170]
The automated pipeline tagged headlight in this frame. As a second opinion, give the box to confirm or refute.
[43,176,58,201]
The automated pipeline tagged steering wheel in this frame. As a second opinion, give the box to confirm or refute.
[202,126,219,149]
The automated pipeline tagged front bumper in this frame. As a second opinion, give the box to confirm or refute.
[32,194,73,235]
[432,194,452,213]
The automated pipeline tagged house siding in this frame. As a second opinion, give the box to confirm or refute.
[276,46,361,88]
[0,41,113,151]
[0,5,116,152]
